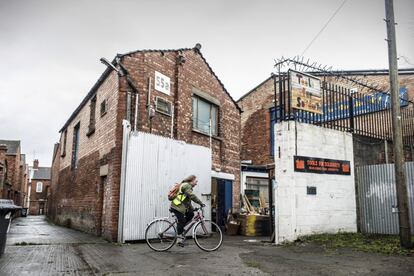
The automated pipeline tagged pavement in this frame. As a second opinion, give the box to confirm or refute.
[1,216,413,276]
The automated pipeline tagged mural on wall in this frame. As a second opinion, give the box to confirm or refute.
[289,70,323,114]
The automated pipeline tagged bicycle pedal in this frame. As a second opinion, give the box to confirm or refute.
[177,242,185,247]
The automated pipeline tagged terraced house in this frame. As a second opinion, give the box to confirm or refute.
[49,44,241,241]
[0,139,28,207]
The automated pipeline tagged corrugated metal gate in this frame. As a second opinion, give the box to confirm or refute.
[118,121,212,242]
[356,162,414,234]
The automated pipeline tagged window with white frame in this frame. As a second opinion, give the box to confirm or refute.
[36,182,43,193]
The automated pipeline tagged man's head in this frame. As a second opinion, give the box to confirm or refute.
[182,175,198,187]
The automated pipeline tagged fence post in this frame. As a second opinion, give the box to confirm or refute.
[349,94,354,133]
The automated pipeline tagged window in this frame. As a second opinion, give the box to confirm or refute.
[246,177,269,204]
[36,182,43,193]
[87,96,96,136]
[61,130,67,157]
[72,123,80,169]
[192,96,218,136]
[155,97,172,116]
[100,99,107,117]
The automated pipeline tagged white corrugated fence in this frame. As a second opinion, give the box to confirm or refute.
[118,121,212,242]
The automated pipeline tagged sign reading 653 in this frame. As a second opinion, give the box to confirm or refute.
[155,71,170,95]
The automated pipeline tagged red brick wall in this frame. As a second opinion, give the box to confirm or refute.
[51,48,241,241]
[2,150,26,206]
[48,144,60,219]
[29,178,50,215]
[50,70,121,240]
[0,146,7,197]
[238,77,275,165]
[121,49,241,208]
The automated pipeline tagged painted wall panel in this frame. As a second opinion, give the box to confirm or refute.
[120,128,212,242]
[274,121,357,243]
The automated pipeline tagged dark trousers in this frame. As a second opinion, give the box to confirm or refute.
[170,208,194,235]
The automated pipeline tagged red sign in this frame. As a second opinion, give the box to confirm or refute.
[294,156,351,175]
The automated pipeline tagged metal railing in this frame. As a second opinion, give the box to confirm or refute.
[274,75,414,146]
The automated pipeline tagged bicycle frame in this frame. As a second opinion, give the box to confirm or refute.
[154,208,205,238]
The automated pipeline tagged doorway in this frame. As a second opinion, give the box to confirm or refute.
[211,178,233,228]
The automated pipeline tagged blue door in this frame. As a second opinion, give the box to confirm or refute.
[216,179,233,227]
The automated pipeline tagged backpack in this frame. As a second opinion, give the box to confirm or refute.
[168,183,182,201]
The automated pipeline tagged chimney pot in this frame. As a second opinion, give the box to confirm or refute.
[33,159,39,169]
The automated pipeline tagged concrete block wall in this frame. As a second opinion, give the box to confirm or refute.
[274,121,357,243]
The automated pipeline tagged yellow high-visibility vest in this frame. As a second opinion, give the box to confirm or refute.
[172,184,187,205]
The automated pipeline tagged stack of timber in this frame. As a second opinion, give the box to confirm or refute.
[239,191,270,236]
[244,189,260,208]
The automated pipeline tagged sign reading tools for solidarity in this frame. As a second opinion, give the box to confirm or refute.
[294,156,351,175]
[289,70,323,114]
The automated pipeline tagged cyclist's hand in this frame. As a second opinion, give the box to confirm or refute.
[200,203,206,208]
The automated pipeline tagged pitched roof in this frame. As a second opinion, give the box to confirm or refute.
[59,45,241,132]
[32,167,51,180]
[0,140,20,155]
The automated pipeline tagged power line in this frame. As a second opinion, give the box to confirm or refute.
[398,55,414,67]
[301,0,348,56]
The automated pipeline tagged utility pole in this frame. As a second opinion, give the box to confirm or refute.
[384,0,412,248]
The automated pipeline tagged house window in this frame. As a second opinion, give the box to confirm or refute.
[61,130,67,157]
[72,122,80,169]
[36,182,43,193]
[87,96,97,136]
[245,177,269,204]
[192,96,218,136]
[100,99,107,117]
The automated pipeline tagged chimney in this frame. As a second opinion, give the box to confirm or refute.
[33,159,39,169]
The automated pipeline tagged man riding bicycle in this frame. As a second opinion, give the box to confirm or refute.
[170,175,205,247]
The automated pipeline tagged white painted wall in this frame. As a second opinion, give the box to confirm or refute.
[274,121,357,244]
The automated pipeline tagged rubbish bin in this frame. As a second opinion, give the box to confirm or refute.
[20,208,28,217]
[0,199,21,256]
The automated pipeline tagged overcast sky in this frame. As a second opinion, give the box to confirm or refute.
[0,0,413,166]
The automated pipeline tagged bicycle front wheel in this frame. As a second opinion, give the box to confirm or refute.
[145,219,177,251]
[193,220,223,252]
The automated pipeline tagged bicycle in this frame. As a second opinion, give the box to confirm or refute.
[145,207,223,252]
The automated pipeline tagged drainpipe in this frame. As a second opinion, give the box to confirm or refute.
[170,106,175,138]
[173,51,186,139]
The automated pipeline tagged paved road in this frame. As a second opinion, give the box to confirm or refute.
[1,216,264,275]
[1,216,413,275]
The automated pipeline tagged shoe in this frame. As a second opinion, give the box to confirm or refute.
[176,235,185,247]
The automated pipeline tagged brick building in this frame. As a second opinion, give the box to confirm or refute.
[0,140,29,207]
[49,45,241,241]
[28,159,51,215]
[237,69,414,193]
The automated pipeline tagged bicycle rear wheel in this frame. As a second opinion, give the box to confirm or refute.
[193,220,223,252]
[145,219,177,251]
